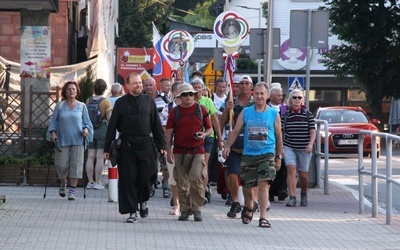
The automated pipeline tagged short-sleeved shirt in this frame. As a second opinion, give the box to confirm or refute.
[166,103,212,154]
[282,108,315,150]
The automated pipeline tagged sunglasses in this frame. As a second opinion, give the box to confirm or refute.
[292,96,303,100]
[181,92,194,97]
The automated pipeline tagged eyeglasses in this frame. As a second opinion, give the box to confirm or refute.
[181,92,194,97]
[292,96,303,100]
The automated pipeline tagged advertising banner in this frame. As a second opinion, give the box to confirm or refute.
[20,26,51,78]
[116,47,153,93]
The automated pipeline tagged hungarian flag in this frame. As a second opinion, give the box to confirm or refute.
[152,22,171,82]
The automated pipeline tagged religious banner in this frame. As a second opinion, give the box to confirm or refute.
[213,11,249,129]
[160,29,194,82]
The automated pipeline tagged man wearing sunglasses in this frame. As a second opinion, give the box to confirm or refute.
[165,84,213,222]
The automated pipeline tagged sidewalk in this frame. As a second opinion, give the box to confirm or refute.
[1,182,399,250]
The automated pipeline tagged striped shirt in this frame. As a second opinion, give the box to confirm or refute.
[282,108,315,150]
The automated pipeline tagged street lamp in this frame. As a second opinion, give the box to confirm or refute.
[234,4,262,83]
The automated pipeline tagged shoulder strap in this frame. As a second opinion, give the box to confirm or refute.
[196,102,203,125]
[168,102,174,113]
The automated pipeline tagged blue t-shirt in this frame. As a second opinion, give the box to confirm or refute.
[243,106,278,156]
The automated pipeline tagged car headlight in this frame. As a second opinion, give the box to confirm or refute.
[319,130,331,138]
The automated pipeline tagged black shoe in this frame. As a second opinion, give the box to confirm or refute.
[278,190,288,201]
[221,193,228,200]
[178,211,189,221]
[269,195,275,202]
[225,193,232,206]
[139,202,148,218]
[193,211,203,222]
[126,213,138,223]
[170,197,174,207]
[227,202,242,218]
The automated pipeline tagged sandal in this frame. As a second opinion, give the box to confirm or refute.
[259,218,271,228]
[241,201,259,224]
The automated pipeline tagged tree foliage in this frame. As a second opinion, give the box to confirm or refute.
[182,1,215,29]
[322,0,400,121]
[116,0,174,48]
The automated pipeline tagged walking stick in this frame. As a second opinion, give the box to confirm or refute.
[43,142,61,198]
[83,138,87,199]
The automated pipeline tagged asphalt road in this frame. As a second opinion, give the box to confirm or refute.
[321,147,400,212]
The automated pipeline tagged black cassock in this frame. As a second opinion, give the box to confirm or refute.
[104,93,166,214]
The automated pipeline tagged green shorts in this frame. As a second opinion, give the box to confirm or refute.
[239,153,276,188]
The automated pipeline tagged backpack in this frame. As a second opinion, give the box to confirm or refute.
[87,97,105,129]
[172,102,205,130]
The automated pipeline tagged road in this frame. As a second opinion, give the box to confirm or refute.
[321,150,400,212]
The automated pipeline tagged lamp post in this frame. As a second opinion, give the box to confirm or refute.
[234,4,262,83]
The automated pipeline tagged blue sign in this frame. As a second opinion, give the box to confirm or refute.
[288,76,304,91]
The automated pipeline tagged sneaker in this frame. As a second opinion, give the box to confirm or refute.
[278,190,288,201]
[225,193,232,206]
[178,211,190,221]
[149,187,155,197]
[68,193,75,201]
[300,193,308,207]
[86,182,95,189]
[169,206,180,216]
[59,185,66,197]
[227,202,242,218]
[193,211,203,222]
[286,196,297,207]
[93,183,105,190]
[139,202,149,218]
[126,213,138,223]
[205,186,212,203]
[267,200,271,211]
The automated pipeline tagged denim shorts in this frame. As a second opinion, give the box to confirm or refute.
[283,146,312,172]
[224,150,242,175]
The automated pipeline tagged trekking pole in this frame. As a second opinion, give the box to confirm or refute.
[44,142,61,198]
[83,138,87,199]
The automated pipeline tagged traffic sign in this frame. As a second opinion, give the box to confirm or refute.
[288,76,304,91]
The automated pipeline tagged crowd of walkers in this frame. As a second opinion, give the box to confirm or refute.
[47,72,315,228]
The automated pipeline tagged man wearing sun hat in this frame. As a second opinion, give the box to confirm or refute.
[165,84,213,222]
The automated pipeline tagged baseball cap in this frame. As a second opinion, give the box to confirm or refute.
[176,84,197,97]
[240,75,253,83]
[233,75,241,84]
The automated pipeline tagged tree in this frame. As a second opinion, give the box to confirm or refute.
[182,1,216,29]
[321,0,400,123]
[116,0,174,48]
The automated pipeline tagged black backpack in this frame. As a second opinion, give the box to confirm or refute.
[87,97,105,128]
[171,102,205,129]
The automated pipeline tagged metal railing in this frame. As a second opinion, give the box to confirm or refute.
[314,119,330,194]
[358,130,400,225]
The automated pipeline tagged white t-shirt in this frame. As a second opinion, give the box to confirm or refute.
[212,93,226,111]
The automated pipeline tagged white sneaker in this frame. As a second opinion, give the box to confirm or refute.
[86,182,95,189]
[93,182,105,190]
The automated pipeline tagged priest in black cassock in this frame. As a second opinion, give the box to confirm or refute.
[104,72,166,223]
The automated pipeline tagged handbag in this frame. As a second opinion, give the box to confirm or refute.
[109,137,121,167]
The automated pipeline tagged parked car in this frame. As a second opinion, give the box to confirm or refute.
[314,106,380,158]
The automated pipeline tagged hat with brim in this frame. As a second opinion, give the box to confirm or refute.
[240,75,253,83]
[176,84,197,97]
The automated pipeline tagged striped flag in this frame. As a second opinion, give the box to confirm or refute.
[152,22,171,80]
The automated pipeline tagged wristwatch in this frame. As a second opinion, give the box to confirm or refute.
[276,155,283,160]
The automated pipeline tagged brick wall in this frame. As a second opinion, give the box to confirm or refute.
[0,2,69,67]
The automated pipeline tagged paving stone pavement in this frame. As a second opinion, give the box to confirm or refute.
[0,182,399,250]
